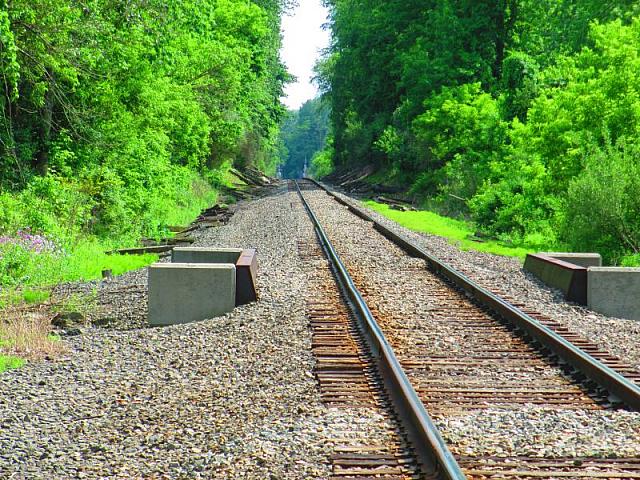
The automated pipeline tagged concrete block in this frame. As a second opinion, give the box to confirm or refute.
[541,252,602,268]
[524,253,587,304]
[148,263,236,326]
[172,247,243,264]
[588,267,640,320]
[172,247,258,306]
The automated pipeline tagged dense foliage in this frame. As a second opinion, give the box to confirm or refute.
[278,97,329,178]
[320,0,640,262]
[0,0,290,284]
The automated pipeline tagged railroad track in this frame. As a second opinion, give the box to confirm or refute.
[299,237,426,479]
[292,179,640,480]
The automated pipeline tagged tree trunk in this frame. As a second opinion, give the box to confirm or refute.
[493,1,506,80]
[33,74,54,176]
[494,0,518,81]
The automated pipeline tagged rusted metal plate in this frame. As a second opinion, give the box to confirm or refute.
[235,248,258,305]
[524,253,587,304]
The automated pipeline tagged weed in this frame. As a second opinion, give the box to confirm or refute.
[620,253,640,267]
[0,355,25,372]
[23,289,51,304]
[0,235,158,288]
[0,310,66,361]
[0,289,23,309]
[60,242,158,282]
[52,291,98,320]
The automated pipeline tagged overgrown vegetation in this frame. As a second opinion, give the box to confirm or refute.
[0,305,65,372]
[0,229,159,288]
[1,0,292,369]
[0,284,68,372]
[0,0,290,288]
[0,355,24,372]
[309,140,335,179]
[319,1,640,264]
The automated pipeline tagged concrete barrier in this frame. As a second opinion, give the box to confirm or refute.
[541,252,602,268]
[588,267,640,320]
[148,263,236,326]
[523,253,587,304]
[172,247,258,306]
[172,247,243,264]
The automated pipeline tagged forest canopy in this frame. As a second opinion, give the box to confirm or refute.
[0,0,290,245]
[318,0,640,263]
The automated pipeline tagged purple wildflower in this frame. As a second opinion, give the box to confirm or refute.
[0,229,62,256]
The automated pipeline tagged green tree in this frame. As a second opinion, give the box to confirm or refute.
[470,18,640,249]
[412,83,509,210]
[278,97,330,178]
[564,141,640,263]
[0,0,290,242]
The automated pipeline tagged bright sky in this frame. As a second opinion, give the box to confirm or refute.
[280,0,331,110]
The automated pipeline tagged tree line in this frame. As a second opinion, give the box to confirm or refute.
[318,0,640,263]
[278,97,329,179]
[0,0,290,243]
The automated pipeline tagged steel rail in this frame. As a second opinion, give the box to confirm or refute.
[304,177,640,411]
[294,181,467,480]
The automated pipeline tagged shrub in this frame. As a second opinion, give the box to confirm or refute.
[467,19,640,248]
[309,141,335,179]
[0,310,66,361]
[501,52,540,121]
[412,83,508,212]
[563,141,640,263]
[0,230,64,286]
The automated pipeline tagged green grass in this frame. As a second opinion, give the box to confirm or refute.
[22,289,51,304]
[61,241,158,281]
[0,243,157,373]
[363,200,537,259]
[0,355,25,372]
[162,188,218,229]
[0,334,25,373]
[0,173,222,373]
[1,240,158,290]
[51,290,98,319]
[0,289,49,308]
[0,240,157,315]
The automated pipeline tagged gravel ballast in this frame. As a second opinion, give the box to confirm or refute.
[0,184,403,479]
[4,180,640,478]
[340,190,640,372]
[304,187,640,459]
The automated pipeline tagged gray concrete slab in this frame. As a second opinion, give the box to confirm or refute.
[541,252,602,268]
[172,247,258,306]
[524,253,587,304]
[587,267,640,321]
[148,263,236,326]
[172,247,242,264]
